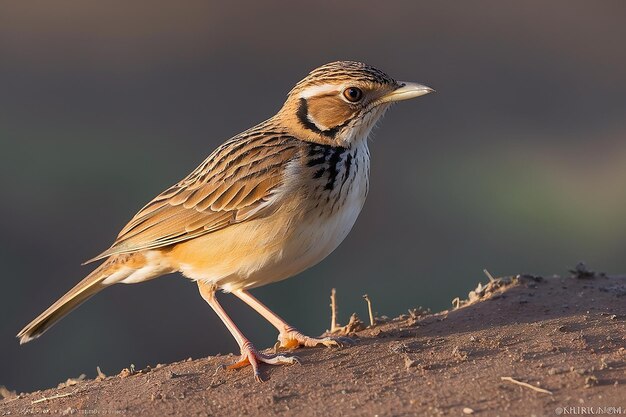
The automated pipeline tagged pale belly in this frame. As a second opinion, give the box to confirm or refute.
[166,144,370,291]
[246,191,366,290]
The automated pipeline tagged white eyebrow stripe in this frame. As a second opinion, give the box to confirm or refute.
[299,83,343,99]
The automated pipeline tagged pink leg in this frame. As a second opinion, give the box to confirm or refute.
[197,282,298,382]
[232,289,352,350]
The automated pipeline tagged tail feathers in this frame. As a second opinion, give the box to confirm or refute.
[17,261,112,344]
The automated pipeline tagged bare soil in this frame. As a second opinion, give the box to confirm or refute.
[2,270,625,416]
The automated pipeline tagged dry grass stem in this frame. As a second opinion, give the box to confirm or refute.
[330,288,339,333]
[483,269,496,282]
[500,376,553,395]
[31,392,72,404]
[363,294,375,327]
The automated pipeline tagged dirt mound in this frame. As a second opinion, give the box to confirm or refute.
[2,272,625,416]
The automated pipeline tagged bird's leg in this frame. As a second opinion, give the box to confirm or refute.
[232,289,352,350]
[197,282,299,382]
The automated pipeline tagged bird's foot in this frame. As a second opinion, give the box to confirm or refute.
[225,340,300,382]
[277,327,354,350]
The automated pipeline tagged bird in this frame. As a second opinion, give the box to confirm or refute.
[17,61,433,381]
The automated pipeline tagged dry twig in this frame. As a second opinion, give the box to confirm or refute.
[483,269,496,282]
[362,294,375,327]
[96,366,106,380]
[328,288,365,334]
[31,392,73,404]
[500,376,553,395]
[330,288,339,333]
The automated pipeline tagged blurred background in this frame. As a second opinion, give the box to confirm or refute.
[2,1,625,393]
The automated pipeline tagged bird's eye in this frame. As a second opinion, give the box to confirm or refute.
[343,87,363,102]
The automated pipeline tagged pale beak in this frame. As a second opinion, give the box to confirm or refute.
[380,81,434,103]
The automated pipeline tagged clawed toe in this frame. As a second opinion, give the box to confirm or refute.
[222,341,299,382]
[278,328,356,350]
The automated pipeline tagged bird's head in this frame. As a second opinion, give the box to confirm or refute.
[279,61,433,147]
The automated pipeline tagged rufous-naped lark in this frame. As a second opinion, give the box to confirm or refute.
[18,61,433,381]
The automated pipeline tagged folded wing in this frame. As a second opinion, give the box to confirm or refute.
[86,131,299,263]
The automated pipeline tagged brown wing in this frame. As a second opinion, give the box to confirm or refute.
[85,129,300,263]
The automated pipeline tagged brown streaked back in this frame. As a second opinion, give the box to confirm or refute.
[86,122,300,263]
